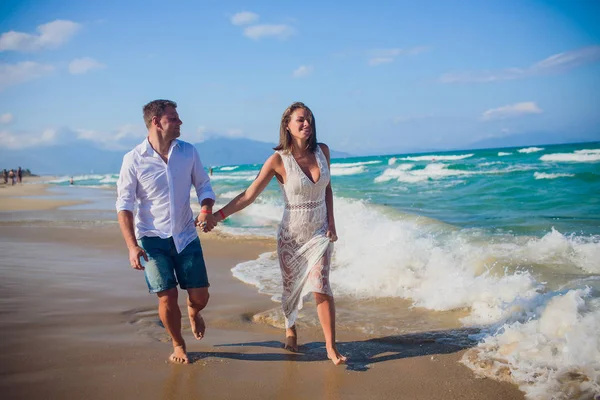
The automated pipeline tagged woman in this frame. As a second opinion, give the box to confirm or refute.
[211,102,347,365]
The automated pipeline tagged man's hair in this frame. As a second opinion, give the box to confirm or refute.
[274,102,318,153]
[142,99,177,129]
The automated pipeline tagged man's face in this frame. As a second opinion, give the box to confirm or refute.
[158,106,182,140]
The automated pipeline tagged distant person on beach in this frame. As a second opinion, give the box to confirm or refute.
[2,169,7,184]
[209,167,213,176]
[17,167,22,184]
[69,177,74,185]
[116,99,216,364]
[212,102,347,365]
[8,169,15,185]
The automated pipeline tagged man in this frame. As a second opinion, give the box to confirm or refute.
[116,99,217,364]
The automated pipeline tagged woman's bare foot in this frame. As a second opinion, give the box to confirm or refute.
[326,346,347,366]
[169,345,189,364]
[283,326,299,352]
[189,312,206,340]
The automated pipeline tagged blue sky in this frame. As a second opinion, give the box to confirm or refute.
[1,0,599,155]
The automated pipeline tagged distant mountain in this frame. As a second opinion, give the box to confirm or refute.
[0,137,352,176]
[0,141,125,176]
[195,137,352,167]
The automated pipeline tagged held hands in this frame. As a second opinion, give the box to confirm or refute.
[195,210,217,233]
[212,209,226,223]
[129,245,148,270]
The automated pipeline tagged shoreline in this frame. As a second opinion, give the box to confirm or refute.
[0,192,526,399]
[0,179,88,211]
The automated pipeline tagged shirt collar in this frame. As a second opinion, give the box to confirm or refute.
[140,138,180,156]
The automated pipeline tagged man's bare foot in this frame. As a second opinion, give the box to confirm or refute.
[326,347,347,366]
[169,345,189,364]
[283,326,299,352]
[189,312,206,340]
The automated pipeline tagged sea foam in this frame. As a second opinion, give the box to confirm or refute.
[518,147,544,153]
[534,172,575,180]
[401,154,474,161]
[462,288,600,400]
[541,149,600,163]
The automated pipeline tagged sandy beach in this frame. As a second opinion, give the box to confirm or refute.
[0,183,526,400]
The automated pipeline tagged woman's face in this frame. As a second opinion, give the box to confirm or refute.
[287,108,312,141]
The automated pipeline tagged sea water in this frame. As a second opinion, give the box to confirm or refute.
[46,141,600,398]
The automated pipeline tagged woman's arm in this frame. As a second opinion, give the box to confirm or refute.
[213,153,282,222]
[320,143,337,242]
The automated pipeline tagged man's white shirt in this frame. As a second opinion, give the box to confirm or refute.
[116,138,215,253]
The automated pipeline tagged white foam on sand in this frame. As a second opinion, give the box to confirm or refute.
[230,197,600,399]
[462,288,600,400]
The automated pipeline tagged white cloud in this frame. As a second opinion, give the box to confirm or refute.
[231,12,259,26]
[0,61,55,90]
[0,113,14,124]
[0,20,81,52]
[193,126,246,142]
[369,57,394,66]
[368,46,428,66]
[243,24,294,40]
[0,124,147,150]
[225,128,244,138]
[0,127,77,149]
[481,102,543,121]
[190,126,209,142]
[68,57,106,75]
[75,124,146,150]
[440,46,600,83]
[292,65,313,78]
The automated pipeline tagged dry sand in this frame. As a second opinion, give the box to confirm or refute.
[0,191,526,400]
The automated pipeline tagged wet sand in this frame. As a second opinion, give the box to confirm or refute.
[0,178,85,211]
[0,190,526,400]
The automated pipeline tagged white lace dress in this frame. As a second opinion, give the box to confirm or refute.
[276,146,333,328]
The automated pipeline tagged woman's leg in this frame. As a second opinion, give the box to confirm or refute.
[284,325,298,352]
[315,292,347,365]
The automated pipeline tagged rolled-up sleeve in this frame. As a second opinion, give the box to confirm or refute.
[116,153,137,212]
[191,148,216,204]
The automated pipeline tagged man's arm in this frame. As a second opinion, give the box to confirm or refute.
[191,147,217,231]
[118,210,147,270]
[116,154,147,269]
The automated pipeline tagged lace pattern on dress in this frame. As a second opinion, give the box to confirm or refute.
[276,146,333,328]
[285,200,325,210]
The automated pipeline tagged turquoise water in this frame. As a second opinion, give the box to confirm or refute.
[51,141,600,237]
[47,141,600,397]
[210,141,600,236]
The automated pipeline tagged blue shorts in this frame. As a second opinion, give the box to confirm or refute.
[138,236,210,293]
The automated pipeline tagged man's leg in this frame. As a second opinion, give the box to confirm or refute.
[187,288,209,340]
[175,237,210,340]
[157,288,188,364]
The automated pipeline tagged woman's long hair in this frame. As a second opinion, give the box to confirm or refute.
[273,102,318,153]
